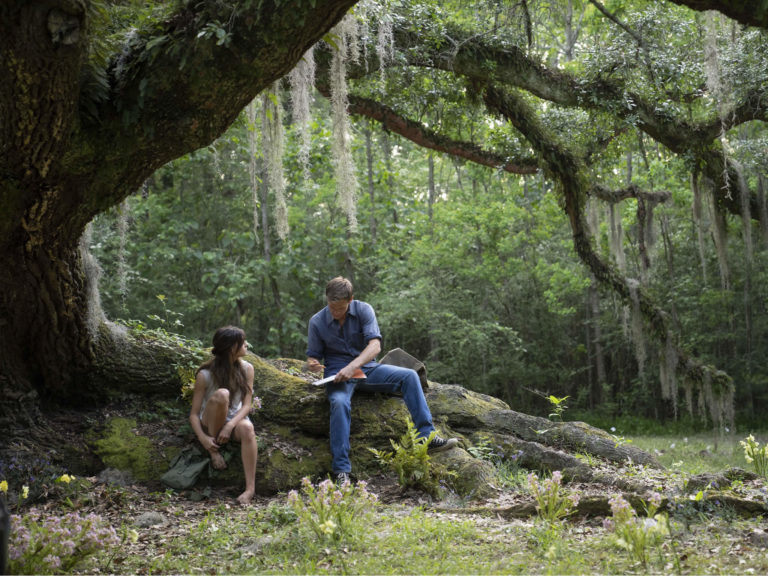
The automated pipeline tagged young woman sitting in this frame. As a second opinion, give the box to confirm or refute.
[189,326,258,505]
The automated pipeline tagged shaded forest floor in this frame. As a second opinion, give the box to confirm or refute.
[3,397,768,574]
[25,468,768,574]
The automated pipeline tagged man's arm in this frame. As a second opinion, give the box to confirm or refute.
[335,338,381,382]
[306,315,325,373]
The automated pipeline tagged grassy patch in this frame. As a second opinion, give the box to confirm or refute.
[628,432,743,474]
[8,432,768,575]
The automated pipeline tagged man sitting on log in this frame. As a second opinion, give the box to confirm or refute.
[306,276,458,484]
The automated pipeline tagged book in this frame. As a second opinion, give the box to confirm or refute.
[311,368,366,386]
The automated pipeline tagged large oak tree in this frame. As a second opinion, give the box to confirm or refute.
[1,0,764,423]
[0,0,357,412]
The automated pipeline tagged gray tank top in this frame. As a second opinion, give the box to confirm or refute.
[199,369,243,422]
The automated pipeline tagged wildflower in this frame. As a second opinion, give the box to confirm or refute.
[610,426,616,432]
[0,480,7,493]
[44,554,62,569]
[128,529,139,544]
[253,396,262,410]
[647,492,663,508]
[642,517,658,531]
[58,474,73,484]
[319,519,337,535]
[21,485,29,499]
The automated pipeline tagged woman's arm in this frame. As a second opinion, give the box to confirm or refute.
[189,371,219,451]
[216,361,255,444]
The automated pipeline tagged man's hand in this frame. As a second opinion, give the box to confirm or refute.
[334,364,359,382]
[306,358,323,373]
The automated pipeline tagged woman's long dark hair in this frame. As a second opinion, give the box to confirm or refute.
[197,326,250,402]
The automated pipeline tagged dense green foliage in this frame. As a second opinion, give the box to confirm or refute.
[91,0,768,425]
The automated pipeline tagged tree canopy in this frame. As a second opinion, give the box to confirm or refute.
[3,0,768,429]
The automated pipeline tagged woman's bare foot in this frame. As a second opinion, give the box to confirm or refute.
[209,449,227,470]
[236,489,255,506]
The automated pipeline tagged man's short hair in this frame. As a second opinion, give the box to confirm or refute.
[326,276,353,302]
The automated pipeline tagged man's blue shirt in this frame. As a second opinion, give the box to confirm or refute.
[306,300,382,376]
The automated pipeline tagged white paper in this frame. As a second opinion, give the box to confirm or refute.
[310,371,366,386]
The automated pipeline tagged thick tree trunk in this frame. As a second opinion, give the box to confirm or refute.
[0,236,204,424]
[0,243,93,398]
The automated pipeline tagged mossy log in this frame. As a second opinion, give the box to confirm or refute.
[53,352,767,517]
[161,355,659,498]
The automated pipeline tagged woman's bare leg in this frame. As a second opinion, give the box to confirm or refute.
[201,389,229,469]
[233,418,258,505]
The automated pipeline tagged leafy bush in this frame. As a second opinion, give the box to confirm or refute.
[739,434,768,478]
[602,493,669,567]
[287,477,378,544]
[527,471,580,523]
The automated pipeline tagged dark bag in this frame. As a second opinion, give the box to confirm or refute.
[380,348,429,391]
[160,446,210,490]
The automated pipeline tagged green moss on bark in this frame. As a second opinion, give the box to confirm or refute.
[92,417,163,482]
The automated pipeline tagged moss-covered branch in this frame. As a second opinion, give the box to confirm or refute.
[668,0,768,27]
[483,83,734,423]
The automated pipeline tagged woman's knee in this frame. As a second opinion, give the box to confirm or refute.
[235,418,255,441]
[209,388,230,405]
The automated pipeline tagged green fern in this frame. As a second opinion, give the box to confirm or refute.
[369,419,443,496]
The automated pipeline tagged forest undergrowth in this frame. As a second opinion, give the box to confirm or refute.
[3,428,768,575]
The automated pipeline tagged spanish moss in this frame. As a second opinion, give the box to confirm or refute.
[627,278,646,376]
[330,16,360,230]
[246,99,260,242]
[376,13,394,80]
[288,46,316,181]
[659,333,679,416]
[709,180,731,291]
[262,83,289,240]
[116,199,129,306]
[81,224,106,339]
[759,175,768,245]
[691,173,708,284]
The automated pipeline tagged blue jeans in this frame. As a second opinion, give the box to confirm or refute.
[326,363,435,474]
